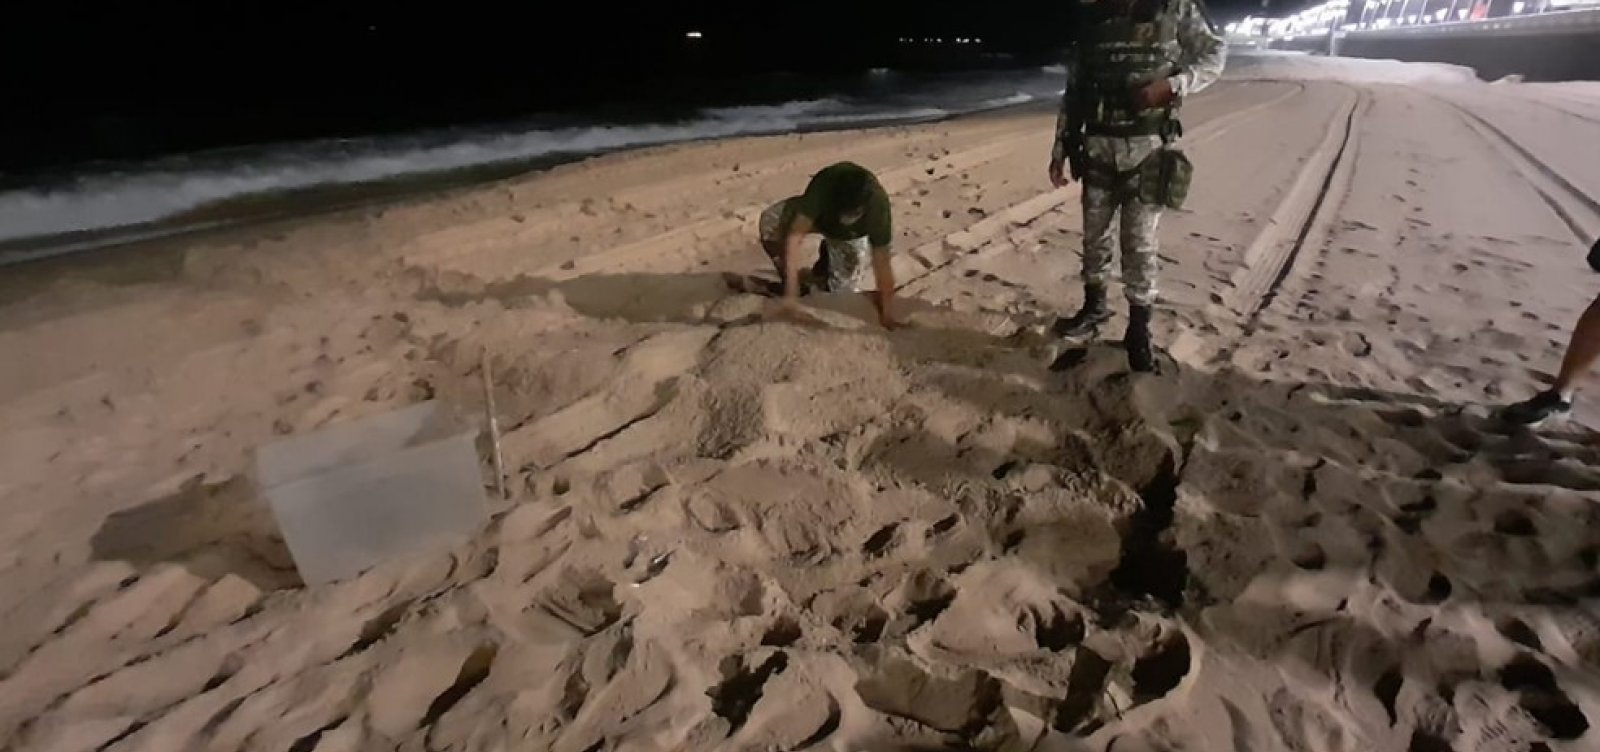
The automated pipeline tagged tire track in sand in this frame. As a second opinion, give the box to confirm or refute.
[894,82,1312,296]
[1224,85,1366,323]
[1433,95,1600,247]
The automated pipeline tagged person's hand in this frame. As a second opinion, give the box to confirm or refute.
[1134,78,1176,109]
[1048,159,1069,188]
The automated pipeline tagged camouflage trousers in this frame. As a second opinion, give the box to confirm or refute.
[759,197,867,293]
[1081,135,1165,306]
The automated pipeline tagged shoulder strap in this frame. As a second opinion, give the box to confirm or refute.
[1189,0,1220,34]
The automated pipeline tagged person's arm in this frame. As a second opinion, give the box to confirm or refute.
[1050,45,1087,187]
[1134,0,1226,109]
[1170,0,1226,99]
[781,213,815,305]
[870,245,899,328]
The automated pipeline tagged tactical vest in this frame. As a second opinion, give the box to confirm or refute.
[1081,0,1181,137]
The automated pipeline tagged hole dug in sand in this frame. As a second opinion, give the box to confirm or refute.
[1033,605,1086,651]
[1130,632,1192,703]
[1054,651,1114,735]
[760,616,803,647]
[1108,452,1188,608]
[1499,654,1591,740]
[708,651,791,732]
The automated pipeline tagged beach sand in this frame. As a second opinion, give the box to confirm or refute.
[4,55,1600,751]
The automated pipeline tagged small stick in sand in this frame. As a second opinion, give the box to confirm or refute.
[480,348,507,499]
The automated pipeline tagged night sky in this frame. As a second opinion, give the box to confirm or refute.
[1,0,1295,172]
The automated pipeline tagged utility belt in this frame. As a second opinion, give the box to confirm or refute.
[1084,114,1183,140]
[1079,111,1192,210]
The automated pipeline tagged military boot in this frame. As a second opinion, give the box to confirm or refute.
[1125,303,1156,373]
[1053,284,1113,337]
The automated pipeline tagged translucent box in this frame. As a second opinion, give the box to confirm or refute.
[256,401,487,585]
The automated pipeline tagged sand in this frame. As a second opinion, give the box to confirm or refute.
[3,54,1600,751]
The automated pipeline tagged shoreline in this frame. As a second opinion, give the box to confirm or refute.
[0,101,1055,271]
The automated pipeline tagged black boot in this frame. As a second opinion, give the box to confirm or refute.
[1126,303,1156,373]
[1053,284,1113,337]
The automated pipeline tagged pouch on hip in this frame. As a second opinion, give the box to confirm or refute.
[1138,148,1193,210]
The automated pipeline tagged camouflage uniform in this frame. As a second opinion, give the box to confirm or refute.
[756,162,893,294]
[760,197,868,292]
[1052,0,1225,365]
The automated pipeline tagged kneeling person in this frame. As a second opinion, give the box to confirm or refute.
[759,162,901,329]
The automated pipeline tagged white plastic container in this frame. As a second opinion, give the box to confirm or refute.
[256,401,487,586]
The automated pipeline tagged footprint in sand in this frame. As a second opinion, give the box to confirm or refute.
[1492,508,1538,537]
[1495,617,1543,651]
[1373,667,1403,727]
[925,513,961,541]
[1393,494,1438,534]
[1498,654,1591,740]
[810,587,889,644]
[1289,540,1328,571]
[861,522,901,559]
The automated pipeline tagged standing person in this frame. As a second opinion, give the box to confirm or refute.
[1048,0,1226,371]
[757,161,901,329]
[1502,238,1600,425]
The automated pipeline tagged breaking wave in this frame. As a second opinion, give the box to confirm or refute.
[0,66,1066,255]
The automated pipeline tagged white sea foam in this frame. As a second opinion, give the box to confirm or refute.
[0,69,1064,254]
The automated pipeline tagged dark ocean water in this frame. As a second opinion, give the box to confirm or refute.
[0,65,1067,264]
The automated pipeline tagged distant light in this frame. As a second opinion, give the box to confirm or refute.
[975,38,982,43]
[1510,0,1525,10]
[686,31,704,39]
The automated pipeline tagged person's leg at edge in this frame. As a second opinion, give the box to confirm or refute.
[1120,187,1163,373]
[819,236,866,293]
[1502,291,1600,425]
[1054,181,1118,337]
